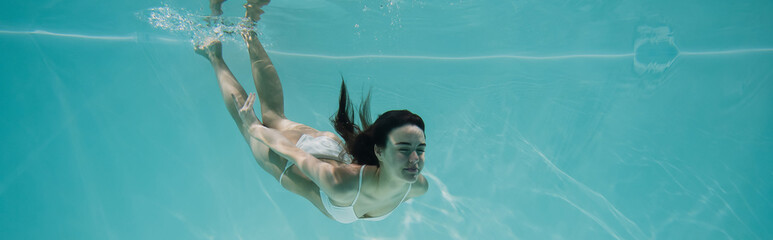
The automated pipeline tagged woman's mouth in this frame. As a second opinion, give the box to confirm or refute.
[404,168,419,173]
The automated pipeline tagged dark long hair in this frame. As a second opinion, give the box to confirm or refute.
[330,78,425,167]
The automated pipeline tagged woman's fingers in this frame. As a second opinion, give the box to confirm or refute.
[231,93,258,116]
[250,93,257,108]
[245,93,255,110]
[233,94,249,112]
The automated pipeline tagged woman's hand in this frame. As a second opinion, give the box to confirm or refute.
[233,93,262,127]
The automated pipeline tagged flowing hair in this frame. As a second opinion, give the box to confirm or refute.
[330,77,425,166]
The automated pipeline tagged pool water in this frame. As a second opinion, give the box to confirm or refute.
[1,0,772,239]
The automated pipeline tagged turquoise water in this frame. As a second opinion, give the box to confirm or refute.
[2,0,772,239]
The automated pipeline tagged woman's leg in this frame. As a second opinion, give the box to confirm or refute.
[241,8,342,147]
[195,0,331,216]
[197,41,325,210]
[197,0,287,180]
[196,41,314,188]
[195,42,253,134]
[242,29,325,134]
[241,2,287,130]
[242,33,289,130]
[195,40,291,179]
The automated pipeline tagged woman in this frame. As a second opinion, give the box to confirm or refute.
[195,0,428,223]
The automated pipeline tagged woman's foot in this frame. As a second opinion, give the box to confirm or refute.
[210,0,227,16]
[195,40,223,61]
[244,0,270,22]
[241,30,262,57]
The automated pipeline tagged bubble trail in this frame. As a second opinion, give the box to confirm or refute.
[138,5,259,46]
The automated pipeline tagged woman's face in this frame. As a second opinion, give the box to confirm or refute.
[375,124,426,182]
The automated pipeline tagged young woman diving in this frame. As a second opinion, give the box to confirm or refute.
[195,0,428,223]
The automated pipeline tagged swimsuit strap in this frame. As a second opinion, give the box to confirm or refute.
[279,163,294,186]
[399,183,412,203]
[350,165,366,206]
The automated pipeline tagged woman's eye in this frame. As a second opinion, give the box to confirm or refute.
[400,149,424,155]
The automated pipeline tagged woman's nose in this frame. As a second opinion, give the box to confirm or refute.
[409,151,420,162]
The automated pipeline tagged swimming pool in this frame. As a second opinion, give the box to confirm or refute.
[1,0,771,239]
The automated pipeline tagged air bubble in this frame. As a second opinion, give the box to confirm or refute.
[138,5,259,46]
[633,26,679,74]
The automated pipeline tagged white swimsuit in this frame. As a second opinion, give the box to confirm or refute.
[279,134,412,223]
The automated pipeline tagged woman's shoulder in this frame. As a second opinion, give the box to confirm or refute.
[326,164,366,201]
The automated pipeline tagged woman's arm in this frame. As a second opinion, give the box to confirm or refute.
[245,124,340,189]
[234,93,341,191]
